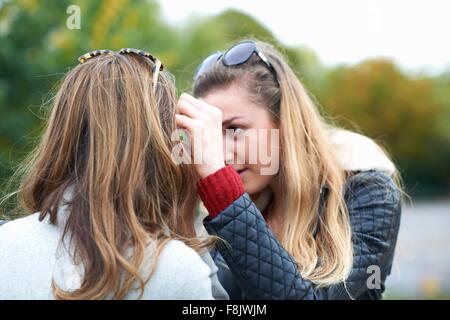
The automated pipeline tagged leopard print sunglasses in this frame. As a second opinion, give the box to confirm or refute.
[77,48,164,93]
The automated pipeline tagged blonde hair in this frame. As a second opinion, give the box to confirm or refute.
[192,40,398,287]
[1,52,213,299]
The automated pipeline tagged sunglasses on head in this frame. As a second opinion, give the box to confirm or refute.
[193,40,278,82]
[77,48,164,93]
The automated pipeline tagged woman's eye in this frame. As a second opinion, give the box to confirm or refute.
[228,126,244,136]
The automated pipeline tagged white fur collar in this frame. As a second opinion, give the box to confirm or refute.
[328,128,396,176]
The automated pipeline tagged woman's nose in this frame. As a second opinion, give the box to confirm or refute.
[223,136,235,165]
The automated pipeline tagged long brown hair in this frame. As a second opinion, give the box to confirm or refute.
[193,40,402,287]
[2,52,212,299]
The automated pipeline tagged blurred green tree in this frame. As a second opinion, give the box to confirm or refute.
[318,60,449,195]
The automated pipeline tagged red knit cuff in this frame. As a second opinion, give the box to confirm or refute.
[196,165,245,218]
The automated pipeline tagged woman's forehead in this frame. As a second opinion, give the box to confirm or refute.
[200,83,262,115]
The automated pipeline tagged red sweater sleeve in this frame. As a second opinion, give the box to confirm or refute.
[196,165,245,218]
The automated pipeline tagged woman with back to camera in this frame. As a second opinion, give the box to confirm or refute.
[0,48,228,300]
[175,39,403,299]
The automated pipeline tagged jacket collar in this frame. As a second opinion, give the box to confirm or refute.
[328,128,396,177]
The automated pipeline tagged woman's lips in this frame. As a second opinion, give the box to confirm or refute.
[237,168,248,176]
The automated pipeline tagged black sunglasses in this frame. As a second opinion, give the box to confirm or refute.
[193,40,278,82]
[77,48,164,93]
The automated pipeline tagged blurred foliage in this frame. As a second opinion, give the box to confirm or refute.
[316,60,450,195]
[0,0,449,219]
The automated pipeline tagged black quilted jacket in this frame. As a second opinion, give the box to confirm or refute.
[203,170,402,300]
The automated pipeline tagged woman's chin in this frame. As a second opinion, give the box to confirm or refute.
[243,182,264,198]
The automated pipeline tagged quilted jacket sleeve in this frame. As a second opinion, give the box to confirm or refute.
[203,170,402,300]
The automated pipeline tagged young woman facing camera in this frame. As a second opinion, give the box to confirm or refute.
[176,40,402,299]
[0,49,227,300]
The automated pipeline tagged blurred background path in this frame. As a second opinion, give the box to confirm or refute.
[385,200,450,299]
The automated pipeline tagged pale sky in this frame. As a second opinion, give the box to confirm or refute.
[159,0,450,75]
